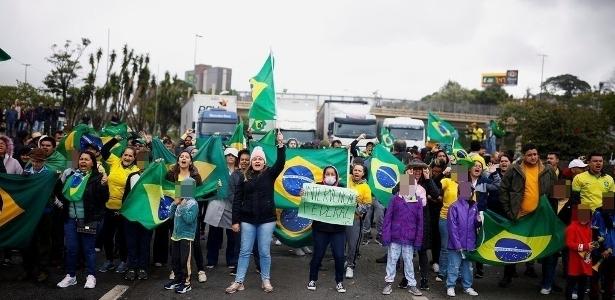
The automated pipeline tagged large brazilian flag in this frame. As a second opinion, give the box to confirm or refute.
[366,144,405,206]
[251,143,349,247]
[467,195,565,265]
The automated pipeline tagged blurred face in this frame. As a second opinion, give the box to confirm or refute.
[164,142,173,151]
[491,153,500,164]
[20,153,30,162]
[190,148,198,157]
[352,165,365,181]
[226,154,237,166]
[178,152,192,169]
[431,166,443,178]
[239,154,250,171]
[499,156,511,172]
[121,148,136,167]
[251,156,265,171]
[40,140,55,156]
[588,156,603,174]
[332,141,342,148]
[412,168,422,180]
[288,140,298,148]
[478,148,486,156]
[185,136,193,145]
[30,159,45,171]
[366,144,373,153]
[0,140,6,155]
[546,154,559,168]
[436,152,447,161]
[133,143,145,153]
[470,161,483,178]
[54,132,64,142]
[523,149,539,165]
[78,153,94,172]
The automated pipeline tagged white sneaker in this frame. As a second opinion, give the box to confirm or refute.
[274,239,282,246]
[198,270,207,283]
[464,288,478,296]
[540,288,551,295]
[571,292,578,300]
[169,271,175,280]
[345,267,354,279]
[294,248,306,256]
[302,246,312,254]
[435,275,443,282]
[447,287,456,297]
[57,274,77,288]
[432,263,440,273]
[154,262,162,267]
[84,275,96,289]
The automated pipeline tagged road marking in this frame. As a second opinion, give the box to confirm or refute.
[99,285,129,300]
[413,296,429,300]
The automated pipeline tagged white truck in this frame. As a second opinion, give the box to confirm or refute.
[277,99,318,145]
[317,100,378,148]
[382,117,426,149]
[180,94,238,141]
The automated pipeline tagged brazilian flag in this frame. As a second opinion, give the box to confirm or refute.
[56,124,97,158]
[250,143,349,247]
[490,120,506,138]
[121,161,175,229]
[151,138,177,166]
[226,122,245,151]
[0,173,58,248]
[467,196,565,265]
[192,136,230,199]
[379,127,395,149]
[248,53,277,135]
[366,144,405,206]
[100,122,129,171]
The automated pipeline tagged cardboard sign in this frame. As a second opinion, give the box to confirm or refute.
[298,183,357,226]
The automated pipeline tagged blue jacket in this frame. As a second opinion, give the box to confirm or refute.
[592,210,615,253]
[170,198,198,241]
[476,172,502,214]
[447,199,479,251]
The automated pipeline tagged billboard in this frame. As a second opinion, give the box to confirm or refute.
[481,70,518,87]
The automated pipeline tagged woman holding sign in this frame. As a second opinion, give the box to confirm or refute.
[306,166,350,293]
[226,130,286,294]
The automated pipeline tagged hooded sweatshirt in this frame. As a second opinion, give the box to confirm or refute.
[0,136,23,174]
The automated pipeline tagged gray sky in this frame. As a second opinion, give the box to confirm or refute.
[1,0,614,100]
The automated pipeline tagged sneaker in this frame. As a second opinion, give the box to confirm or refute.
[294,248,306,256]
[382,283,393,295]
[571,292,578,299]
[302,246,312,254]
[274,239,282,246]
[228,265,236,269]
[435,275,444,282]
[408,286,423,296]
[98,261,115,273]
[307,280,316,291]
[373,237,383,246]
[345,267,354,279]
[540,288,551,295]
[229,270,237,276]
[464,288,479,296]
[94,247,101,252]
[419,278,429,291]
[154,262,163,267]
[398,277,408,289]
[124,269,136,281]
[56,274,77,288]
[336,282,346,293]
[361,237,370,245]
[432,263,440,273]
[225,281,245,294]
[84,275,96,289]
[198,270,207,283]
[447,287,456,297]
[137,269,148,280]
[262,279,273,293]
[205,265,215,269]
[474,270,484,279]
[164,280,181,290]
[175,283,192,294]
[376,254,388,264]
[169,271,175,280]
[115,261,128,273]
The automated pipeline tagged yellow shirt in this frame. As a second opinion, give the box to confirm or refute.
[471,127,484,141]
[572,171,615,211]
[519,163,539,217]
[440,178,458,219]
[349,180,372,206]
[106,157,140,210]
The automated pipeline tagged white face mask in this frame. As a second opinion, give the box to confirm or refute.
[324,175,337,185]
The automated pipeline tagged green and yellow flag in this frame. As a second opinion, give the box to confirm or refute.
[0,173,58,248]
[0,48,11,61]
[151,138,177,166]
[121,161,175,229]
[490,120,506,138]
[366,144,406,206]
[380,127,395,149]
[226,122,245,151]
[56,124,96,158]
[248,54,276,134]
[427,111,458,144]
[467,196,565,265]
[100,122,128,170]
[192,136,229,199]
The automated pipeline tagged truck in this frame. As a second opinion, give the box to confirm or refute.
[180,94,238,142]
[276,99,318,145]
[382,117,426,149]
[316,100,378,148]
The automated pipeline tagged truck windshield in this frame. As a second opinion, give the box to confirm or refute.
[334,123,377,139]
[199,122,236,136]
[280,130,315,145]
[389,127,424,141]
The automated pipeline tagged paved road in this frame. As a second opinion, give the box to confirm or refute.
[1,237,565,300]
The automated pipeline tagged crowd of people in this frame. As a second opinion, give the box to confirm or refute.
[1,115,615,299]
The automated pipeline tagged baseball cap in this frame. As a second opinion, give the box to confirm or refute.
[224,147,238,158]
[568,159,587,169]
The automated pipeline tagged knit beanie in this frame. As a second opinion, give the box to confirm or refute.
[250,146,266,164]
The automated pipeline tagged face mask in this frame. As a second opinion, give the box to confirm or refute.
[324,175,337,185]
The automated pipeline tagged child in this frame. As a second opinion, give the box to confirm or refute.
[164,196,198,294]
[446,195,480,297]
[381,177,424,296]
[565,205,594,300]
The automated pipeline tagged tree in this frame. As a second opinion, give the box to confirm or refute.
[155,72,192,136]
[421,81,476,102]
[543,74,591,98]
[471,85,510,105]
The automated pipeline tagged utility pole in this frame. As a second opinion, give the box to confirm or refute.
[193,34,203,89]
[538,54,547,100]
[22,63,31,84]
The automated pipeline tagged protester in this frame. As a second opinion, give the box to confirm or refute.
[0,135,23,174]
[226,131,285,294]
[565,205,593,300]
[55,151,109,289]
[306,166,349,293]
[344,163,372,280]
[436,161,459,282]
[121,166,151,281]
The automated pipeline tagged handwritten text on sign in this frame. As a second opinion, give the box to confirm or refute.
[298,183,357,226]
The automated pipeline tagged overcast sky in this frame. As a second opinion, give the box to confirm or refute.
[1,0,614,100]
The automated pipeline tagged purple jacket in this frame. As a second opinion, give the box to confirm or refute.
[447,199,479,251]
[382,195,423,247]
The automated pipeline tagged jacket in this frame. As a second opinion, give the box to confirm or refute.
[204,170,240,229]
[447,199,479,251]
[232,145,286,225]
[499,161,557,220]
[170,198,199,241]
[475,172,501,213]
[565,221,593,276]
[56,170,109,223]
[382,195,424,247]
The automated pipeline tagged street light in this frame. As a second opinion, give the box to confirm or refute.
[194,34,203,67]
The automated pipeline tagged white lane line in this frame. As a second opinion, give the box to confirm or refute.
[99,285,129,300]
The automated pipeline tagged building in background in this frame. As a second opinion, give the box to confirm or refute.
[185,64,232,94]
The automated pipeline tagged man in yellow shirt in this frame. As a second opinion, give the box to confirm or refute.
[571,153,615,211]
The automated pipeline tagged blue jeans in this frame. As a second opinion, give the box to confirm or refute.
[33,120,44,133]
[447,250,473,289]
[235,221,275,283]
[64,219,98,276]
[438,218,449,278]
[541,254,559,289]
[124,220,152,270]
[385,243,417,286]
